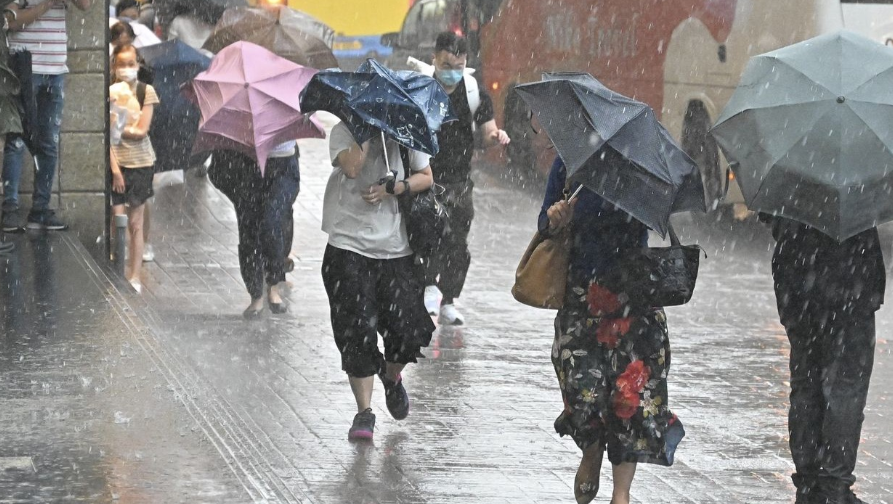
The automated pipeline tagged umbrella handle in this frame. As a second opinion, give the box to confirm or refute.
[567,185,584,202]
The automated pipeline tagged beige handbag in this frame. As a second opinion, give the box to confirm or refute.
[512,182,578,310]
[512,227,571,309]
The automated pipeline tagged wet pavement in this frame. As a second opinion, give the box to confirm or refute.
[1,122,892,502]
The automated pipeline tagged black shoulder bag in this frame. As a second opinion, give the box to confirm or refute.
[397,146,449,259]
[600,223,704,309]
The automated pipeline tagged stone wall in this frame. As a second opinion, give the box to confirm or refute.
[10,1,109,259]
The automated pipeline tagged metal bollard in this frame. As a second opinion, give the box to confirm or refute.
[114,214,128,277]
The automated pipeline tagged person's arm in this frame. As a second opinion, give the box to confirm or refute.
[478,119,510,148]
[122,101,154,140]
[7,1,62,31]
[110,150,125,193]
[334,140,371,179]
[539,157,575,236]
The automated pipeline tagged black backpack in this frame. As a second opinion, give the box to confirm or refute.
[397,146,449,259]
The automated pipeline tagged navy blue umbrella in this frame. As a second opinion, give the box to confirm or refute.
[140,40,211,173]
[299,59,456,155]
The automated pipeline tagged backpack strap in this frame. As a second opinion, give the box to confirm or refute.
[136,82,146,109]
[399,145,411,180]
[464,74,481,118]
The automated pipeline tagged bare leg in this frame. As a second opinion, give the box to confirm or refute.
[348,375,374,413]
[142,200,151,243]
[268,282,283,304]
[575,443,604,504]
[383,362,406,382]
[610,462,637,504]
[126,203,145,283]
[111,204,126,258]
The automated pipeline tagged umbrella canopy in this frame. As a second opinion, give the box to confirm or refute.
[187,41,325,172]
[514,73,705,237]
[140,40,211,172]
[711,31,893,241]
[202,6,337,70]
[299,59,457,156]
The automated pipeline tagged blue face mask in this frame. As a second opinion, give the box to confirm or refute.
[435,69,463,87]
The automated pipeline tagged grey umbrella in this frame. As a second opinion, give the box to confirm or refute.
[711,30,893,241]
[514,73,705,237]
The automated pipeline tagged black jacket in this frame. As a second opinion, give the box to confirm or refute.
[765,215,886,318]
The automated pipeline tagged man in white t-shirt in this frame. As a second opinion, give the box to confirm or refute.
[1,0,91,233]
[321,122,436,441]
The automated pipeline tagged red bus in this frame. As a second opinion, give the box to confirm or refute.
[479,0,893,209]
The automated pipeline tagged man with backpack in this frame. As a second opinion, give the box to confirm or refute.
[1,0,92,233]
[418,31,510,325]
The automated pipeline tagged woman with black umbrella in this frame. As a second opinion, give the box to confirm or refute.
[540,155,685,504]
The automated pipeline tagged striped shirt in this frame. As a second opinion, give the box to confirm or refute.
[110,82,159,169]
[9,0,69,75]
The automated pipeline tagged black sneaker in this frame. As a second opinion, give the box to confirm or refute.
[0,240,14,254]
[26,210,68,231]
[381,373,410,420]
[348,408,375,441]
[1,207,24,233]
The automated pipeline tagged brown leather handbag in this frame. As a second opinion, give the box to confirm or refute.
[512,225,572,309]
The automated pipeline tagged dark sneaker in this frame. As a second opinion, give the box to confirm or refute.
[26,210,68,231]
[1,207,24,233]
[381,373,410,420]
[0,240,14,254]
[348,408,375,441]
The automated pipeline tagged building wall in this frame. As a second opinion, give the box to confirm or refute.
[11,2,108,259]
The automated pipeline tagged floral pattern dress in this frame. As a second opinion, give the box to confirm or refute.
[552,278,685,466]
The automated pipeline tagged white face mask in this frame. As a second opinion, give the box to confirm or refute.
[116,67,138,83]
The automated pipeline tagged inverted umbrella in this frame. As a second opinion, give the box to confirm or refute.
[712,31,893,241]
[186,41,325,172]
[202,6,337,70]
[514,73,705,236]
[140,40,211,173]
[300,58,457,156]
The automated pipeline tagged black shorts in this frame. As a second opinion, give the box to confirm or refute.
[321,245,435,378]
[111,166,155,207]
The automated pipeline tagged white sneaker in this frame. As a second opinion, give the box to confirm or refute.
[424,285,440,316]
[142,244,155,263]
[438,304,464,326]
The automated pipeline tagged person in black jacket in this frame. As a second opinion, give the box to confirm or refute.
[765,215,884,504]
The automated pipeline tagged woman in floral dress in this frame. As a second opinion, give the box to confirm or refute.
[539,157,685,504]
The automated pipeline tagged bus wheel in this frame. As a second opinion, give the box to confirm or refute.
[504,88,538,183]
[682,101,722,213]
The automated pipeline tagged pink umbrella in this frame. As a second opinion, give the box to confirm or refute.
[187,41,325,173]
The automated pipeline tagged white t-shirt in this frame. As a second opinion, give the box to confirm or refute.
[324,122,431,259]
[167,15,213,51]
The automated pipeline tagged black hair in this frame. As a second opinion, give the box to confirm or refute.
[115,0,140,15]
[434,31,468,56]
[110,21,136,45]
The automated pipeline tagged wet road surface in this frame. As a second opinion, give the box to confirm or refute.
[1,122,891,502]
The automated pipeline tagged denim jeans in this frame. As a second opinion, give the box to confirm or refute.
[2,74,65,213]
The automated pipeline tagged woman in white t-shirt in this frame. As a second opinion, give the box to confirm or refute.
[322,122,436,441]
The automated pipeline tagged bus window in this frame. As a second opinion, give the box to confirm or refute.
[400,2,425,46]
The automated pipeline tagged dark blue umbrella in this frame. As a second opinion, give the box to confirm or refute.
[140,40,211,172]
[299,58,456,155]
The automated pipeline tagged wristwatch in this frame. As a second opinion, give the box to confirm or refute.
[385,177,397,194]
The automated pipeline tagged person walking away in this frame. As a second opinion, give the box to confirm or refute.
[765,216,884,504]
[206,143,299,319]
[422,32,510,325]
[0,2,24,253]
[1,0,92,233]
[109,44,158,293]
[322,122,436,440]
[542,157,685,504]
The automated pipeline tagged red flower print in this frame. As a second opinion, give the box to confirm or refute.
[613,388,640,420]
[587,283,621,316]
[595,318,632,349]
[616,360,651,393]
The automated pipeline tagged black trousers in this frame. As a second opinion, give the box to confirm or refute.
[424,180,474,300]
[209,153,300,300]
[778,303,875,500]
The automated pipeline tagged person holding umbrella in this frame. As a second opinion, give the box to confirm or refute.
[301,60,455,441]
[514,73,702,504]
[187,42,323,318]
[711,31,891,504]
